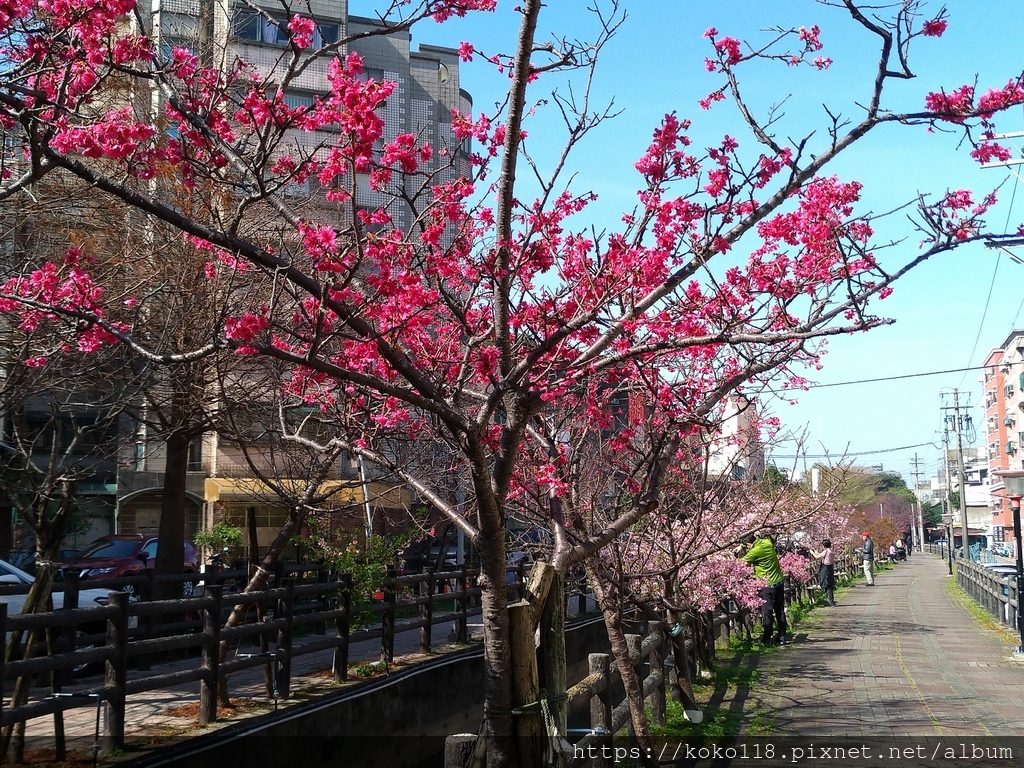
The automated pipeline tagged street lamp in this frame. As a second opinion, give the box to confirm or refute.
[994,469,1024,657]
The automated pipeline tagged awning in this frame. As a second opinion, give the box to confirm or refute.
[204,477,364,505]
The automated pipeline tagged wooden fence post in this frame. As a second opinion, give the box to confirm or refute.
[589,653,612,768]
[58,572,81,687]
[540,569,566,737]
[102,592,130,753]
[0,604,5,733]
[137,569,155,671]
[420,567,434,654]
[510,562,555,768]
[333,573,351,682]
[444,734,477,768]
[199,585,222,724]
[314,567,329,635]
[456,564,469,644]
[648,621,665,727]
[625,632,642,749]
[382,567,397,663]
[277,578,295,699]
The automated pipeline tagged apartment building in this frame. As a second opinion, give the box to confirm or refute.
[983,329,1024,553]
[67,2,469,553]
[705,396,766,482]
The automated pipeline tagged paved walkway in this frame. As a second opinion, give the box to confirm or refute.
[746,553,1024,743]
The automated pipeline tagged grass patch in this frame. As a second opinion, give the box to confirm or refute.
[746,670,778,736]
[748,708,776,736]
[650,646,762,747]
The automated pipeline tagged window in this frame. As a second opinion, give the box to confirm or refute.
[1006,384,1016,399]
[355,67,386,84]
[231,11,339,47]
[1009,441,1018,455]
[187,439,202,471]
[283,91,315,110]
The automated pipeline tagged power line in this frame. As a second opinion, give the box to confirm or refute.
[770,441,936,459]
[804,366,985,389]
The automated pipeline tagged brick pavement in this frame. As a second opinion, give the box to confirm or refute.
[746,553,1024,741]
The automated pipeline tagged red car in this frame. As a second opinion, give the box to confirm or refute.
[58,534,199,594]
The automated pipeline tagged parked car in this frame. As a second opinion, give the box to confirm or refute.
[0,556,113,672]
[983,563,1019,575]
[57,535,199,595]
[0,557,110,616]
[8,548,80,574]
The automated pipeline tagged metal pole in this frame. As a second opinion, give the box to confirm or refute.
[947,521,953,575]
[1013,499,1024,655]
[953,389,971,561]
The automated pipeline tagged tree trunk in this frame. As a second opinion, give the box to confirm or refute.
[584,559,658,768]
[475,495,515,768]
[155,424,189,601]
[0,521,66,762]
[217,516,296,706]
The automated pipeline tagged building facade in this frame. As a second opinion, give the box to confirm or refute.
[108,2,468,554]
[983,330,1024,554]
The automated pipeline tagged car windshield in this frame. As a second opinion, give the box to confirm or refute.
[0,559,31,584]
[77,540,140,559]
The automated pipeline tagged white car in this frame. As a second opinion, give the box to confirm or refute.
[0,557,111,616]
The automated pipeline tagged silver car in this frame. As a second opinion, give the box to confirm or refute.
[0,557,111,616]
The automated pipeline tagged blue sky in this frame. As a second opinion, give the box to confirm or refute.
[395,1,1024,485]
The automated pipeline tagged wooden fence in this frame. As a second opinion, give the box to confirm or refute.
[953,557,1023,629]
[0,561,594,757]
[1,552,850,760]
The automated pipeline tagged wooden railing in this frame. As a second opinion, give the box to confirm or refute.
[443,605,748,768]
[0,561,593,758]
[954,557,1022,629]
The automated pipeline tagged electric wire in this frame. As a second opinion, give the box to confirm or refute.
[803,365,986,388]
[958,250,1000,390]
[958,165,1020,389]
[770,440,936,459]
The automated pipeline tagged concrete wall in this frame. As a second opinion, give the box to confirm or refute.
[127,616,611,768]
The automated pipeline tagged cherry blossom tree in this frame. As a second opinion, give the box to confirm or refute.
[0,0,1021,764]
[585,434,853,754]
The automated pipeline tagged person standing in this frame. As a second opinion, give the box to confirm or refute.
[811,539,836,605]
[736,533,788,645]
[860,530,875,585]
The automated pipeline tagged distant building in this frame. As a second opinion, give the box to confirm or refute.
[983,329,1024,553]
[706,397,765,482]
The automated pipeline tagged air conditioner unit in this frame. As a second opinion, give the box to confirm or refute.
[1006,416,1017,427]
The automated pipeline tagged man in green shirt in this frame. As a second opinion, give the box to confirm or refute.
[738,533,787,645]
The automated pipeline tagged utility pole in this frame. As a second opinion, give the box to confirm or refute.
[941,389,973,561]
[910,453,926,552]
[954,389,971,561]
